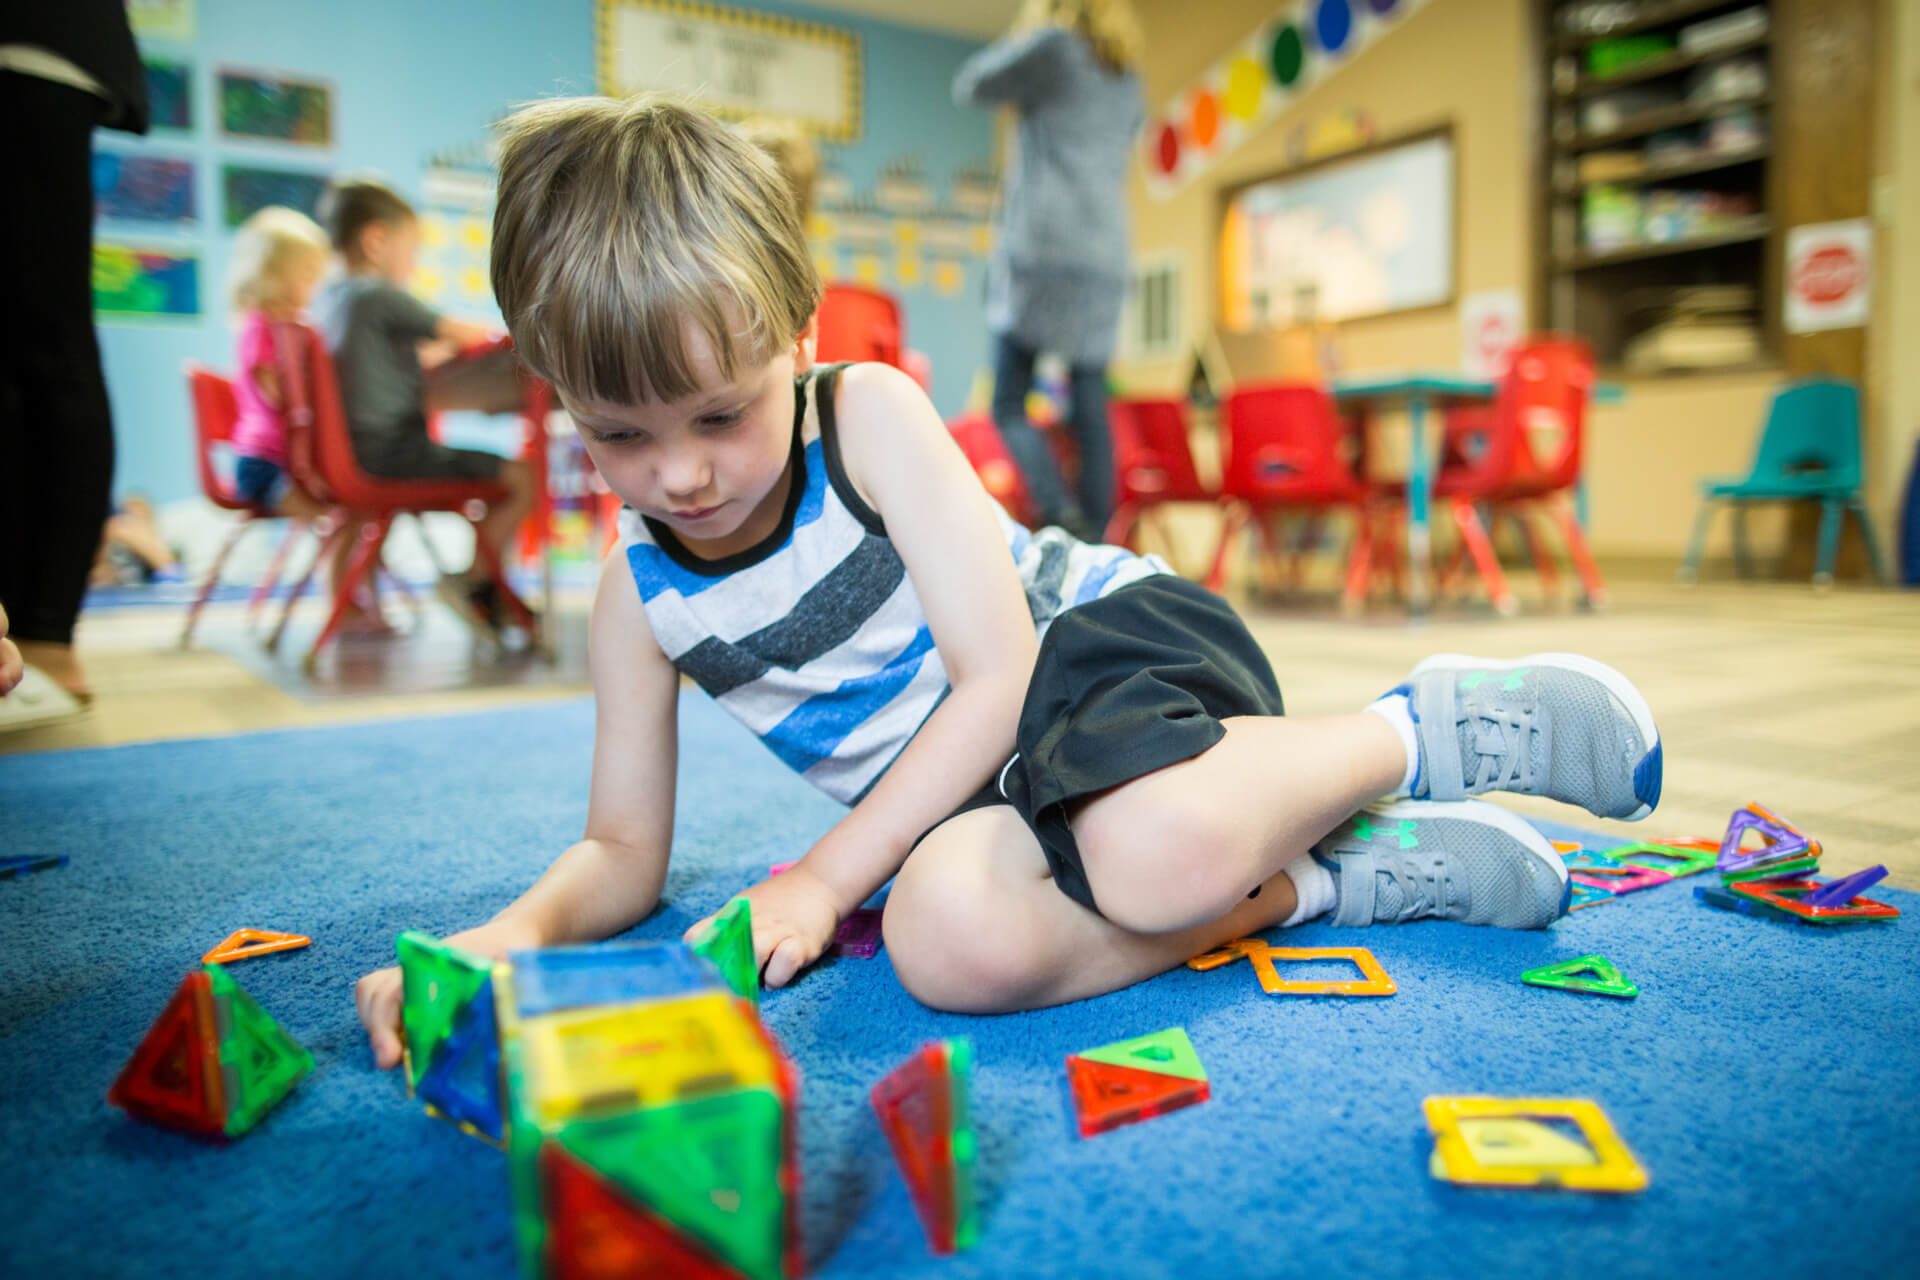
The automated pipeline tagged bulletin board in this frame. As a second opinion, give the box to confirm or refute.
[597,0,861,141]
[1217,127,1455,330]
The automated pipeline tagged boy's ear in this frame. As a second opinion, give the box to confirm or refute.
[792,313,818,372]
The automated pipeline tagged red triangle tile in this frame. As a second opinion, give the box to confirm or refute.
[108,971,227,1138]
[540,1143,743,1280]
[871,1043,957,1252]
[1066,1054,1210,1137]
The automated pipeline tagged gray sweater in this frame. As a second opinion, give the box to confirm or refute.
[954,27,1143,364]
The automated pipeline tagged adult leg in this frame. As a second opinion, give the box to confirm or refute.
[884,712,1403,1012]
[1066,362,1115,533]
[0,75,116,694]
[989,332,1073,525]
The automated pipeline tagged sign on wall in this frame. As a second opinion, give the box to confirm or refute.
[1460,289,1523,378]
[598,0,862,142]
[1784,219,1872,335]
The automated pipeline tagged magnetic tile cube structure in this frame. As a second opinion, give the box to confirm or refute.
[871,1039,977,1254]
[109,965,313,1140]
[497,940,802,1280]
[1066,1026,1210,1138]
[1424,1096,1648,1193]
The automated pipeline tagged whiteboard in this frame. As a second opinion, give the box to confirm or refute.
[1219,130,1454,329]
[599,0,861,141]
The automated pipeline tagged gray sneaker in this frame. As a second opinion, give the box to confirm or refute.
[1395,652,1662,821]
[1313,799,1570,929]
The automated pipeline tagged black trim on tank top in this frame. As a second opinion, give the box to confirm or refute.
[640,370,811,577]
[814,362,890,538]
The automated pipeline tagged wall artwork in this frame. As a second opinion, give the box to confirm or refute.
[127,0,196,43]
[93,244,200,321]
[218,69,333,146]
[143,57,192,131]
[222,165,331,227]
[92,152,197,225]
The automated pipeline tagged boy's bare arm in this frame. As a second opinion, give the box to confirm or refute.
[687,362,1038,986]
[353,552,677,1067]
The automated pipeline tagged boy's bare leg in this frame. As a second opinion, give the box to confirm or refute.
[469,458,536,577]
[884,713,1404,1013]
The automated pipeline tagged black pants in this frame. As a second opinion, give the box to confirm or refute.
[990,332,1113,533]
[0,74,116,645]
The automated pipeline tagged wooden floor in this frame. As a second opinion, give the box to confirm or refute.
[7,567,1916,886]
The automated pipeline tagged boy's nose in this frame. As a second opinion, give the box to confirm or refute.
[659,453,712,499]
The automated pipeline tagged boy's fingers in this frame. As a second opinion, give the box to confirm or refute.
[764,936,809,989]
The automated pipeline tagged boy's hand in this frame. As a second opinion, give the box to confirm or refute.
[352,919,534,1071]
[686,865,842,990]
[0,602,22,697]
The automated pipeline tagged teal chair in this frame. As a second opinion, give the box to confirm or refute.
[1680,379,1886,586]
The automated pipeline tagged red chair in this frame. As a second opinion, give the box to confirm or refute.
[946,411,1037,526]
[1431,336,1605,611]
[274,323,538,671]
[179,364,327,646]
[1205,383,1385,608]
[816,283,904,368]
[1103,397,1215,569]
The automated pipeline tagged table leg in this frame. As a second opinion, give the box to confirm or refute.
[1406,394,1432,617]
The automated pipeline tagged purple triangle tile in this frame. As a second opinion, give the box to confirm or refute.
[1805,865,1888,908]
[829,907,884,959]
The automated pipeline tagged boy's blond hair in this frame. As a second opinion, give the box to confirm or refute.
[735,117,820,224]
[228,206,330,311]
[491,95,820,406]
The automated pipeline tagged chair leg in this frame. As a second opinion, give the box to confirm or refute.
[1206,504,1248,594]
[1680,500,1716,584]
[1850,500,1888,584]
[1553,498,1610,608]
[1342,506,1376,613]
[181,516,254,647]
[246,519,305,626]
[268,515,347,654]
[1813,498,1844,587]
[1252,508,1286,596]
[1102,501,1140,549]
[1513,509,1562,602]
[305,514,393,671]
[1731,505,1754,579]
[1453,500,1517,616]
[1145,508,1183,576]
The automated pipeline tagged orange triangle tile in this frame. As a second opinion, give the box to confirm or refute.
[203,928,312,965]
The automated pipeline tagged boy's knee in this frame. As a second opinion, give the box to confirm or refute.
[1074,786,1254,934]
[884,830,1039,1013]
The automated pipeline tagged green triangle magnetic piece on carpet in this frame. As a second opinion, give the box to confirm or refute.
[1074,1026,1207,1081]
[204,964,314,1136]
[396,931,494,1091]
[688,896,759,1007]
[1521,954,1639,999]
[556,1088,786,1280]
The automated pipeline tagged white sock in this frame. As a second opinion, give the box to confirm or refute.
[1282,855,1337,926]
[1364,691,1420,797]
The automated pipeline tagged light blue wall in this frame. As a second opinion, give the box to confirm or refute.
[103,0,994,503]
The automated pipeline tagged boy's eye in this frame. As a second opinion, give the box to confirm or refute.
[698,410,744,431]
[592,429,645,447]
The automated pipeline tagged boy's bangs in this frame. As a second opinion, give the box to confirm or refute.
[525,248,778,407]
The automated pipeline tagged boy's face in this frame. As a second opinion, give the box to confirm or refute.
[360,217,420,286]
[564,321,816,553]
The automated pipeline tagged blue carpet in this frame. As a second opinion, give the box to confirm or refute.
[3,695,1917,1279]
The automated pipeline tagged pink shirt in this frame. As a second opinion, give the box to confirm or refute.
[230,311,292,465]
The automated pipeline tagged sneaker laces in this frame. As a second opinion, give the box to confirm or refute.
[1467,708,1535,793]
[1375,853,1450,922]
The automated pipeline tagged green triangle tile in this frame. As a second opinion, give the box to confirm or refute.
[557,1088,786,1280]
[205,964,313,1136]
[944,1037,979,1252]
[688,897,759,1007]
[1074,1026,1207,1081]
[396,931,494,1090]
[1521,954,1638,999]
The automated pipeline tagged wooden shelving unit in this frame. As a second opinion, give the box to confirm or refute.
[1536,0,1777,374]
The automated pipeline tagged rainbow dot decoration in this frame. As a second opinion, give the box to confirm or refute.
[1144,0,1430,193]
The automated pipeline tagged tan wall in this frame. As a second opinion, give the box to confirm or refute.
[1115,0,1798,558]
[1871,0,1920,555]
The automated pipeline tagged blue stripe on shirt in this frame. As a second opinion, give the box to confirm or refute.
[761,625,938,775]
[627,440,831,603]
[1071,553,1126,605]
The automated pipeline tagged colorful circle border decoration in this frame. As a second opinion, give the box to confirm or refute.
[1270,24,1305,87]
[1315,0,1354,53]
[1154,121,1181,175]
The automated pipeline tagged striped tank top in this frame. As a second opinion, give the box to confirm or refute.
[619,364,1168,804]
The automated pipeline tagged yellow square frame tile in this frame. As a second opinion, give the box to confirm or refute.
[1424,1096,1648,1192]
[514,991,777,1127]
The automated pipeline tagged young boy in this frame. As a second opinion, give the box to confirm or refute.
[312,178,539,629]
[353,97,1662,1062]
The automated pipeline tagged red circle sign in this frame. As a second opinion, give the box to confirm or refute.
[1793,245,1863,306]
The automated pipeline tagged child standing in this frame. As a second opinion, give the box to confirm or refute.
[311,178,538,630]
[353,98,1663,1057]
[227,206,333,520]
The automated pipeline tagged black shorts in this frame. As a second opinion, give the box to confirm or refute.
[926,574,1284,917]
[352,415,505,482]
